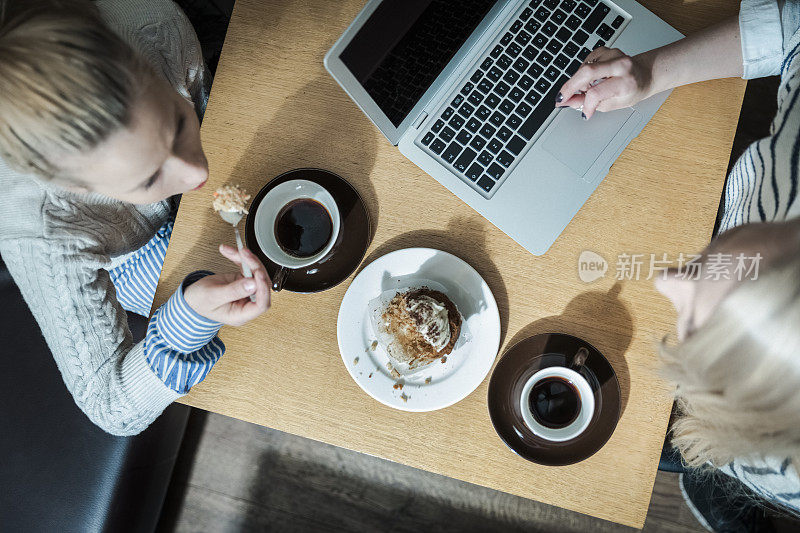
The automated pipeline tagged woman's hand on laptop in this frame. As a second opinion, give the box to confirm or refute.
[556,16,744,121]
[555,47,653,120]
[183,245,272,326]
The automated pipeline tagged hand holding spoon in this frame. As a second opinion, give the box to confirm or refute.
[213,185,255,302]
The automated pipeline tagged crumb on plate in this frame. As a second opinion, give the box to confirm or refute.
[386,362,401,379]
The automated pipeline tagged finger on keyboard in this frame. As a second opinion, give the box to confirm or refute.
[555,52,624,105]
[582,77,627,119]
[559,92,586,111]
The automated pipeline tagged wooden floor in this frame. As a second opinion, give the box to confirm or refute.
[156,411,707,533]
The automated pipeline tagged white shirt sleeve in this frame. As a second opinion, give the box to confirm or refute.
[739,0,785,78]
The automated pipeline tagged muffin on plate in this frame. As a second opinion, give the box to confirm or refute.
[375,287,462,371]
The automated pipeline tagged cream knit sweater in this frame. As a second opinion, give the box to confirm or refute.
[0,0,206,435]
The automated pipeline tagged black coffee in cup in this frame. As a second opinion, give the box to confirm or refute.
[528,376,581,429]
[274,198,333,258]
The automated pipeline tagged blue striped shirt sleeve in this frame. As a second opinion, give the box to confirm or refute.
[155,271,221,353]
[108,219,226,395]
[145,272,226,394]
[109,220,173,318]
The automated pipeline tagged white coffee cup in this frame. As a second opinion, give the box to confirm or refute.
[254,179,340,290]
[519,348,595,442]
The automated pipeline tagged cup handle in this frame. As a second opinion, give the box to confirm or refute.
[569,347,589,372]
[272,266,289,292]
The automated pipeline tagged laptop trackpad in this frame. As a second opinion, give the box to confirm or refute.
[541,106,641,179]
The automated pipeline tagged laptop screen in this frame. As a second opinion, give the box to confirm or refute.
[340,0,499,127]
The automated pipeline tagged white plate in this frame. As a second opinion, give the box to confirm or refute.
[337,248,501,412]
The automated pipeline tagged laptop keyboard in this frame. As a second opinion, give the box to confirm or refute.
[419,0,628,197]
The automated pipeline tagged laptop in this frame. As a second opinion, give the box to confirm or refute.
[325,0,682,255]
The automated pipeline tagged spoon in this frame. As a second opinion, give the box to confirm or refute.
[218,209,255,302]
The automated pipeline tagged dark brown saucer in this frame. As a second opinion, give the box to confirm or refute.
[244,168,371,293]
[487,333,621,466]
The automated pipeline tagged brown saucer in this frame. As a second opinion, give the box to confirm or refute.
[244,168,371,293]
[487,333,621,466]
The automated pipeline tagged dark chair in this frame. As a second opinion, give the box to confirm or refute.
[659,439,688,474]
[0,256,190,533]
[658,404,687,474]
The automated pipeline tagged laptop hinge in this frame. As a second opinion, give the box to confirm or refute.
[412,112,429,130]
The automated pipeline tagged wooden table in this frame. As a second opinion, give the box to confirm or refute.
[154,1,745,528]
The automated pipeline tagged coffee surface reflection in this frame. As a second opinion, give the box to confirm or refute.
[274,198,333,258]
[529,376,582,429]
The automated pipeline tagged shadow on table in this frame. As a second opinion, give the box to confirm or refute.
[177,71,382,277]
[505,283,632,418]
[227,73,381,244]
[359,217,510,348]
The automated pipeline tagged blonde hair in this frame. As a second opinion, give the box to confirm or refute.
[0,0,148,178]
[660,250,800,468]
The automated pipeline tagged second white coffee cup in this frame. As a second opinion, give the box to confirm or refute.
[519,365,595,442]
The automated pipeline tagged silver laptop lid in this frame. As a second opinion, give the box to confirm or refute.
[324,0,507,146]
